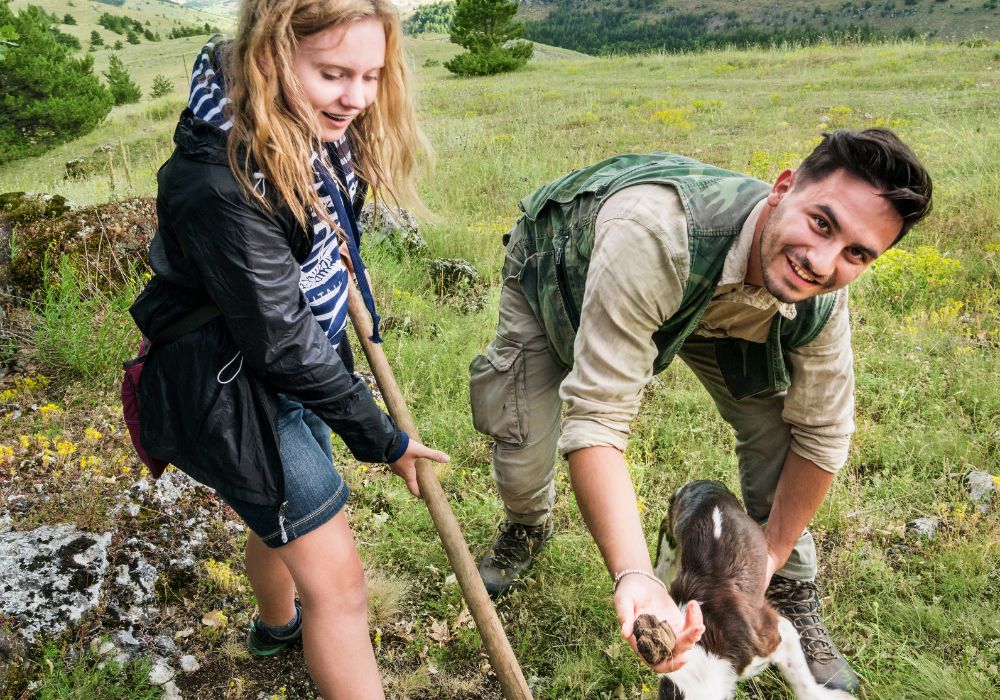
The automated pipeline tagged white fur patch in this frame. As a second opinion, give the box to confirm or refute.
[654,531,679,587]
[712,506,723,539]
[661,645,739,700]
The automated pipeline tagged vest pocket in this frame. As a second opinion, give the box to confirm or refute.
[469,335,527,446]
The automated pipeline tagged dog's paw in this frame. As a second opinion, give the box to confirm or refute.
[634,613,676,666]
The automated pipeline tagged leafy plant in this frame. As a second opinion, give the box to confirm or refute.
[34,255,142,382]
[148,74,172,99]
[0,2,113,163]
[103,54,141,105]
[445,0,532,76]
[404,0,455,35]
[33,642,159,700]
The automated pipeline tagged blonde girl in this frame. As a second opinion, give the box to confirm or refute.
[129,1,447,696]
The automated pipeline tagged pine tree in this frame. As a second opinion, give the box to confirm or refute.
[103,54,141,105]
[90,29,103,47]
[445,0,532,76]
[0,2,113,163]
[149,74,172,99]
[62,13,75,24]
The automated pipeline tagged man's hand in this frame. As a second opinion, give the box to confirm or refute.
[764,548,779,588]
[388,439,449,498]
[615,573,704,673]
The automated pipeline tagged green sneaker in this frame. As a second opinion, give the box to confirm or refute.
[247,601,302,656]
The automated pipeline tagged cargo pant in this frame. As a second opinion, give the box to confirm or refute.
[469,224,817,581]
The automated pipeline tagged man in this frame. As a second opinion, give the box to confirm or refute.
[469,129,932,692]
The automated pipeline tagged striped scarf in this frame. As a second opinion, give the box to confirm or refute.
[187,38,380,348]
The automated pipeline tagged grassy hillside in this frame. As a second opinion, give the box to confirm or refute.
[523,0,1000,54]
[2,33,999,700]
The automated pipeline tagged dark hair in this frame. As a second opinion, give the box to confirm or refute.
[795,128,933,242]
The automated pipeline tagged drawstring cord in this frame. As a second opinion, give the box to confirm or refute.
[216,351,243,384]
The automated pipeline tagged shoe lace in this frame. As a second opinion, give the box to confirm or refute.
[767,578,838,663]
[490,521,541,569]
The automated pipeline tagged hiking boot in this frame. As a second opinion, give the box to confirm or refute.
[477,518,553,598]
[247,600,302,656]
[766,575,861,694]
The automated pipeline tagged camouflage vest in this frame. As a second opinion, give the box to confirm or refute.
[515,153,841,398]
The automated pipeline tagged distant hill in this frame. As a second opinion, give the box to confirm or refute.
[520,0,1000,54]
[162,0,450,18]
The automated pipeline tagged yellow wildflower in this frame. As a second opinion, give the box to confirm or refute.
[19,435,30,449]
[39,403,62,419]
[84,428,103,441]
[55,440,77,458]
[79,455,100,469]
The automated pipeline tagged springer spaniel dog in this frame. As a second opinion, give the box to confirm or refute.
[649,480,855,700]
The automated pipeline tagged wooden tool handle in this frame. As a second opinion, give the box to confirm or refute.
[347,283,533,700]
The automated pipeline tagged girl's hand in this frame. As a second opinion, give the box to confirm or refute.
[615,574,704,673]
[339,241,373,288]
[388,438,450,498]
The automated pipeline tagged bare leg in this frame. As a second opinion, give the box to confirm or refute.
[245,531,297,627]
[275,511,383,699]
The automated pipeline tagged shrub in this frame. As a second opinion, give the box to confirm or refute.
[34,254,144,382]
[149,74,173,99]
[104,54,141,105]
[0,3,113,164]
[62,13,75,24]
[867,245,963,312]
[90,29,103,46]
[445,0,533,76]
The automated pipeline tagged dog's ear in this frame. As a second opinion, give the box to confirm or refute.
[658,675,684,700]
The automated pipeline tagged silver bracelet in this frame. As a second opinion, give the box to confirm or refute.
[612,568,667,593]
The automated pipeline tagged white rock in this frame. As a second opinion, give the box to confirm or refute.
[98,641,116,656]
[0,525,112,641]
[179,655,200,673]
[117,628,141,648]
[965,471,996,513]
[906,516,941,538]
[162,680,183,700]
[154,635,176,654]
[148,659,175,686]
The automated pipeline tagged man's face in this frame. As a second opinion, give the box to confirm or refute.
[753,168,903,304]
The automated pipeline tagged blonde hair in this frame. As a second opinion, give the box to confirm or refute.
[227,0,430,227]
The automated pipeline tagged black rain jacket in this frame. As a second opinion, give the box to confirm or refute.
[129,109,405,506]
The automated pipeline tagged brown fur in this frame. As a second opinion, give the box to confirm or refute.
[658,480,781,672]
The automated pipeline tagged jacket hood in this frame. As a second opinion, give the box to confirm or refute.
[173,110,230,165]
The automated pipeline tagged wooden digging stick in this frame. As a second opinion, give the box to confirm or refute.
[346,282,534,700]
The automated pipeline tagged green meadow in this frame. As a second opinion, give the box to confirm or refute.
[1,27,998,700]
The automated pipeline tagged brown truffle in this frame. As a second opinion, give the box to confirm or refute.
[633,613,676,666]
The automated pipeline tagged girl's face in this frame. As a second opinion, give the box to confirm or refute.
[290,17,386,142]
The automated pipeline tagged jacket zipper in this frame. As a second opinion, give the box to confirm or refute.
[554,235,581,331]
[249,378,285,516]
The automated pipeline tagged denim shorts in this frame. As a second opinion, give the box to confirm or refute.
[216,394,350,548]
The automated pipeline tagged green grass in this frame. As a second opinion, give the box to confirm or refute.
[1,34,998,699]
[32,642,159,700]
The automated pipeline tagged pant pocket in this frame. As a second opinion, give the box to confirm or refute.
[469,335,527,446]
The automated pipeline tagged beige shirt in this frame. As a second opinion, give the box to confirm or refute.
[557,184,854,473]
